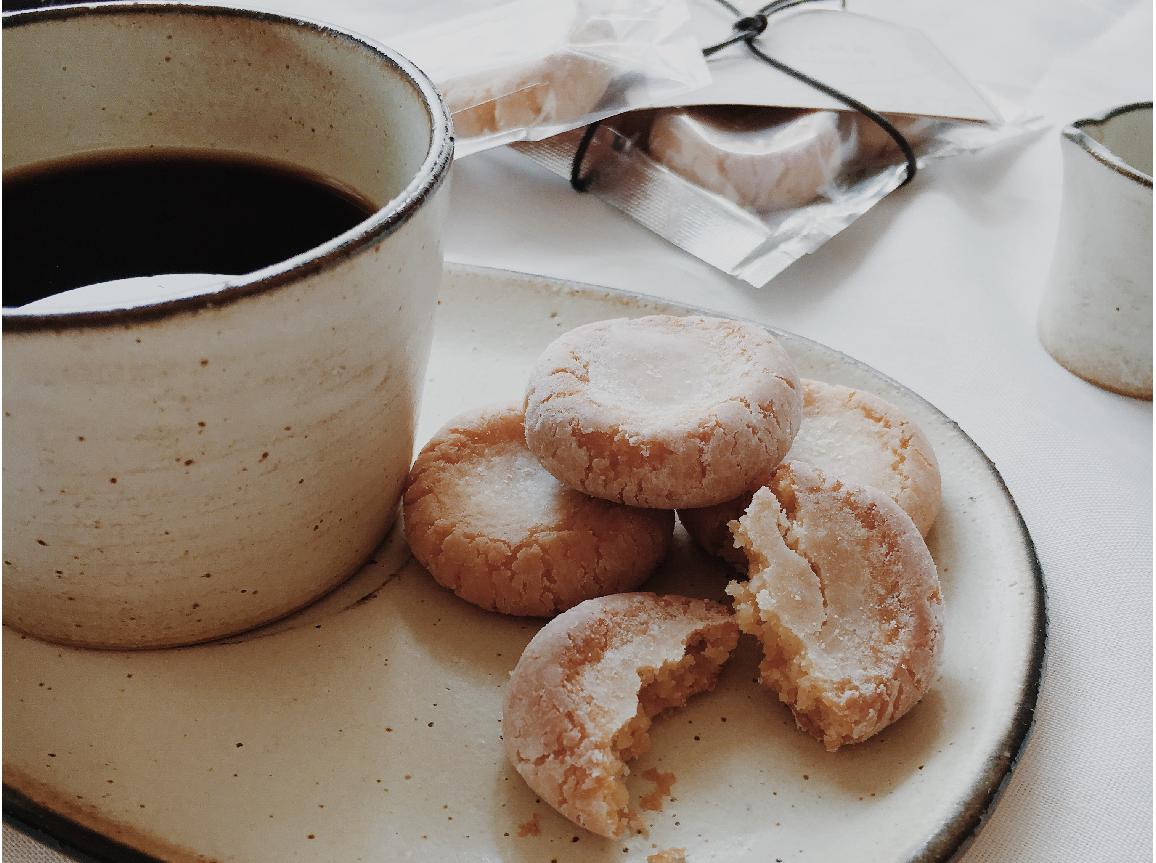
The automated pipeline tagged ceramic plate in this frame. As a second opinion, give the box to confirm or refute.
[3,264,1046,863]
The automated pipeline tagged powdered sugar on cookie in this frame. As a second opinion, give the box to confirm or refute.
[789,381,940,536]
[727,462,943,751]
[502,593,739,837]
[404,404,672,616]
[524,315,802,509]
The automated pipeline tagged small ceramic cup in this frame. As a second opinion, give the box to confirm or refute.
[2,4,453,648]
[1038,102,1153,399]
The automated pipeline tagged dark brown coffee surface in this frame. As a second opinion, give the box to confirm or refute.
[3,149,377,307]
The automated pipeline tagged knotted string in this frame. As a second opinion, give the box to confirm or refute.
[570,0,918,192]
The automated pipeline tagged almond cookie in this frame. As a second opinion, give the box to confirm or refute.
[679,379,942,568]
[726,462,944,751]
[503,593,740,837]
[523,315,802,510]
[445,50,612,142]
[402,405,673,617]
[647,107,845,211]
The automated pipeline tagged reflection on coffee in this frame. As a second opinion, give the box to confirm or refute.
[3,149,377,306]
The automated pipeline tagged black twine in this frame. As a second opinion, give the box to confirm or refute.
[570,0,918,193]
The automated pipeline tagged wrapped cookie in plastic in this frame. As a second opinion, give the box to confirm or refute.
[510,0,1041,286]
[393,0,711,156]
[646,106,849,212]
[516,101,1036,287]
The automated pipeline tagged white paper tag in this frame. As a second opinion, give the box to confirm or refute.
[651,6,1001,123]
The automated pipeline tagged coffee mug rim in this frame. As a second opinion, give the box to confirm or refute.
[2,1,455,332]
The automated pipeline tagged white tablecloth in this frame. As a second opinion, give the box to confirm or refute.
[6,0,1151,860]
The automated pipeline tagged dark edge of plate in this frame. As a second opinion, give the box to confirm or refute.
[4,786,162,863]
[3,264,1049,863]
[923,453,1048,863]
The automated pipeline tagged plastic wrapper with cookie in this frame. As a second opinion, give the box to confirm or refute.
[392,0,714,157]
[203,0,711,157]
[515,0,1043,286]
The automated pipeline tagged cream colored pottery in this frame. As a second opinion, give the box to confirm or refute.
[3,264,1046,863]
[1038,102,1153,399]
[1,4,454,648]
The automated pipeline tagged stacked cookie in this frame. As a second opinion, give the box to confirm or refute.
[401,314,945,838]
[403,403,673,617]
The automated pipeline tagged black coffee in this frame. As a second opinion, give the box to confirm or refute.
[3,149,377,307]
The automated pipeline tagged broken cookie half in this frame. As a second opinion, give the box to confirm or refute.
[727,461,944,751]
[502,593,740,837]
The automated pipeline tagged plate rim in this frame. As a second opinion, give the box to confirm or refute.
[3,262,1048,863]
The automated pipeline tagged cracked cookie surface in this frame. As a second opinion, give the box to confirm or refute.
[726,462,943,751]
[503,593,740,837]
[680,379,941,568]
[523,315,802,509]
[403,404,673,616]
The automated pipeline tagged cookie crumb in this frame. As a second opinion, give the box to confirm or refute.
[639,768,677,811]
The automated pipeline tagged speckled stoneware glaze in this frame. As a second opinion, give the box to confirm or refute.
[1038,102,1153,399]
[2,4,454,648]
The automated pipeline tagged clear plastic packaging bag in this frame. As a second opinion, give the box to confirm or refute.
[390,0,712,157]
[516,98,1040,287]
[512,0,1043,287]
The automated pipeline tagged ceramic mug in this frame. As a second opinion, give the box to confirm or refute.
[2,4,453,648]
[1038,102,1153,399]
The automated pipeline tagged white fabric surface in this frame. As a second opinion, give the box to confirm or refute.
[6,0,1151,860]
